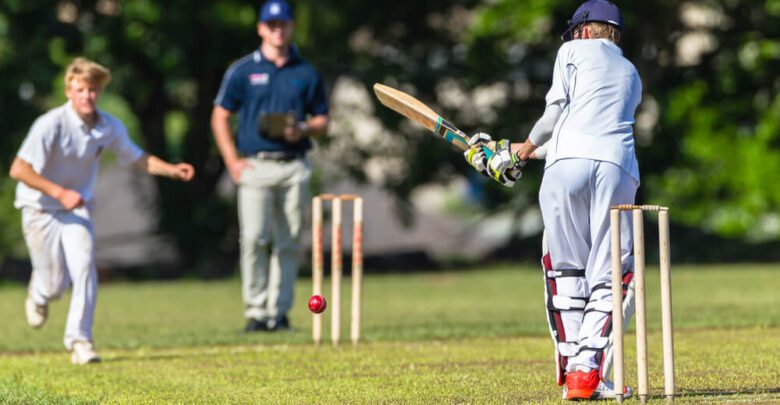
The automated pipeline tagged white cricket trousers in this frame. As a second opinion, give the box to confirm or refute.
[238,156,311,323]
[539,158,638,372]
[22,206,97,350]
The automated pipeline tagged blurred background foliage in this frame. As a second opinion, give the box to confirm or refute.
[0,0,778,275]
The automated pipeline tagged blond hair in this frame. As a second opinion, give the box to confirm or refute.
[65,57,111,89]
[586,22,621,45]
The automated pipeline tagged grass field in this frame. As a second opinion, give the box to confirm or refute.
[0,263,778,404]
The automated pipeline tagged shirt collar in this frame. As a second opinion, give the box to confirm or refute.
[254,44,301,66]
[64,100,107,135]
[598,38,623,56]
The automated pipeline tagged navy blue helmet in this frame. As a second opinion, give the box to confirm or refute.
[562,0,624,41]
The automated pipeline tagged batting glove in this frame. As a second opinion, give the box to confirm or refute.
[486,139,525,187]
[467,132,493,147]
[464,132,496,180]
[464,147,492,180]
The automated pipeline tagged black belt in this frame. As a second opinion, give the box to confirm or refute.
[255,151,305,161]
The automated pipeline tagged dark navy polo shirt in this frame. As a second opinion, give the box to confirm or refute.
[214,45,328,154]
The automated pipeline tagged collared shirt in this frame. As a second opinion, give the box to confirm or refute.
[214,45,328,155]
[14,101,144,211]
[544,38,642,181]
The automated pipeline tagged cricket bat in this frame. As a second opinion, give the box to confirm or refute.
[373,83,494,157]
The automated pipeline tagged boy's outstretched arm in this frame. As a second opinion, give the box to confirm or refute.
[132,154,195,182]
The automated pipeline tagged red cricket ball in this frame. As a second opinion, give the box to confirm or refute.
[308,295,327,314]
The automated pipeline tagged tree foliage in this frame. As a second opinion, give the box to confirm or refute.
[0,0,777,271]
[458,0,780,241]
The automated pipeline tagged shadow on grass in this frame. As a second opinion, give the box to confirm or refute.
[674,387,780,400]
[105,352,196,363]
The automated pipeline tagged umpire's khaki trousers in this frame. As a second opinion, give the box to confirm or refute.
[238,156,310,324]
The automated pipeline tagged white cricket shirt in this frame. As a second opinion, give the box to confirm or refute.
[14,101,144,211]
[543,38,642,181]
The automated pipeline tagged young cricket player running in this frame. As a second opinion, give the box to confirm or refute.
[9,57,195,365]
[465,0,642,400]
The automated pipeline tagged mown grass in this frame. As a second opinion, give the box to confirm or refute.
[0,263,778,404]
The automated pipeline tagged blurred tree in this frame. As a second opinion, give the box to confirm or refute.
[0,1,73,262]
[427,0,780,242]
[0,0,255,273]
[1,0,778,274]
[646,2,780,241]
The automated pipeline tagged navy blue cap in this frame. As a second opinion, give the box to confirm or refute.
[562,0,623,41]
[259,0,293,22]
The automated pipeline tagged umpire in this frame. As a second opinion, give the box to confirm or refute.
[211,0,329,332]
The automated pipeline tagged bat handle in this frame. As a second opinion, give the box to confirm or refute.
[482,145,494,160]
[479,145,526,168]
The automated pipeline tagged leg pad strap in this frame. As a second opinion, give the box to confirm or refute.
[557,336,609,357]
[550,295,588,311]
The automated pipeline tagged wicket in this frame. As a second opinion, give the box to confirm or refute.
[311,194,363,346]
[610,205,674,403]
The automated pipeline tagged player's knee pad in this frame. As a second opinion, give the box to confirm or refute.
[541,231,590,385]
[597,265,635,383]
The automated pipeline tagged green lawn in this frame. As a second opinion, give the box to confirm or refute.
[0,263,778,404]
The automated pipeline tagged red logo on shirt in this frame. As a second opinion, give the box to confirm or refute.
[249,73,269,85]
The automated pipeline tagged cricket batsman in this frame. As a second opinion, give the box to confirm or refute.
[465,0,642,400]
[9,57,195,364]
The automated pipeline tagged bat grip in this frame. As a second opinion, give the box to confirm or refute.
[479,145,525,169]
[482,146,494,160]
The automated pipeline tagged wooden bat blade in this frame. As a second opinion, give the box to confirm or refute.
[373,83,470,150]
[373,83,438,132]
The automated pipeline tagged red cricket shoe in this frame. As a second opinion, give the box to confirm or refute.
[564,370,633,401]
[565,370,600,400]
